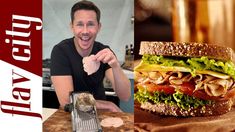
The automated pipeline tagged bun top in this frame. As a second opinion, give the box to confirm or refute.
[139,41,234,61]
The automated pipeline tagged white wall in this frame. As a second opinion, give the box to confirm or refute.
[43,0,134,62]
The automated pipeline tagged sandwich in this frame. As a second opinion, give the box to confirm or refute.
[134,41,235,116]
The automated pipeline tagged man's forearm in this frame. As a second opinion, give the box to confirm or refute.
[112,66,131,101]
[95,100,122,112]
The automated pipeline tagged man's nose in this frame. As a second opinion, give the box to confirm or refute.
[82,25,88,33]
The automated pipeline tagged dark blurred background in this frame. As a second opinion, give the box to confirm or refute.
[134,0,172,60]
[134,0,235,60]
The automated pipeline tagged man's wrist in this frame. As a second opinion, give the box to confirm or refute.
[111,61,120,69]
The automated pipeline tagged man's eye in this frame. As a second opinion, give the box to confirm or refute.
[87,22,95,27]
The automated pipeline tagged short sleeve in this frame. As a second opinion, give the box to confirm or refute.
[50,45,72,75]
[103,63,111,71]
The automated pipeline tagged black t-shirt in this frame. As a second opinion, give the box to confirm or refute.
[50,37,111,100]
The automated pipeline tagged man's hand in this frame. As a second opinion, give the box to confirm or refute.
[95,100,122,112]
[94,48,119,68]
[95,48,131,102]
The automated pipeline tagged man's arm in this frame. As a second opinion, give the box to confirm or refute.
[105,67,131,101]
[51,75,124,112]
[95,100,122,112]
[51,76,74,108]
[95,48,131,101]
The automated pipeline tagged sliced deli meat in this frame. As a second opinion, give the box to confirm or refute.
[100,117,124,128]
[82,55,100,75]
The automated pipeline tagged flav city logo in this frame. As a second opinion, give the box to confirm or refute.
[4,15,42,61]
[0,14,42,119]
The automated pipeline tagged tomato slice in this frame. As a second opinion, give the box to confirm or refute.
[179,82,221,100]
[138,82,223,100]
[223,88,235,100]
[178,82,194,96]
[140,83,175,94]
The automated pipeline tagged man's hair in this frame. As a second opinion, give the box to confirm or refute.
[71,0,101,23]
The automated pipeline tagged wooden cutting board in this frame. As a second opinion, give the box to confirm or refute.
[43,109,134,132]
[134,105,235,132]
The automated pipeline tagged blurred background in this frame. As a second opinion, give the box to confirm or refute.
[134,0,235,60]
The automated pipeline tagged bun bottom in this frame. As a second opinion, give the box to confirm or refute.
[140,99,233,116]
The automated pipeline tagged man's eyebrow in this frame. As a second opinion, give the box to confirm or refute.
[87,21,95,24]
[76,21,83,23]
[87,20,95,23]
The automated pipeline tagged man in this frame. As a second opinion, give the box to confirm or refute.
[50,0,131,112]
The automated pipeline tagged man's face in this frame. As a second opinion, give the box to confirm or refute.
[71,10,101,50]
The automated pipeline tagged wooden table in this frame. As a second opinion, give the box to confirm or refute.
[134,104,235,132]
[43,109,134,132]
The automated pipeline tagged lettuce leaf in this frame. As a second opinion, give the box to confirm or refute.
[142,55,235,79]
[134,90,212,110]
